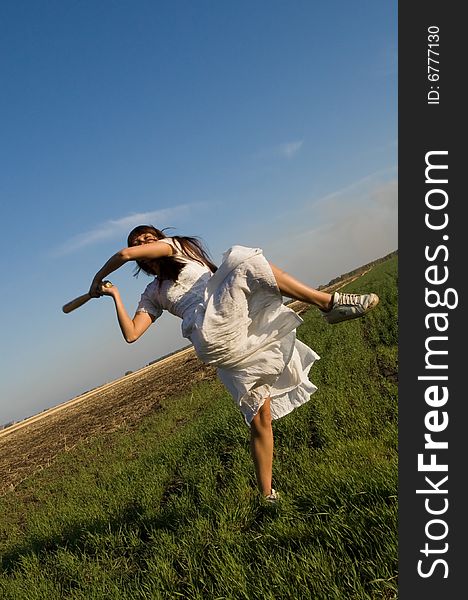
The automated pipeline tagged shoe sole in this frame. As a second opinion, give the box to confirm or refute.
[325,294,380,325]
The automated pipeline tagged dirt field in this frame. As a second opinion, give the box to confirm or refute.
[0,266,371,496]
[0,348,217,495]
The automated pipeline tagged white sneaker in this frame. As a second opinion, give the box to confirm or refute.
[322,291,380,324]
[264,489,280,504]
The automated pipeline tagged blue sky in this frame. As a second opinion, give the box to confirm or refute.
[0,1,397,424]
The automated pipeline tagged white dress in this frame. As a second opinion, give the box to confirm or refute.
[136,238,320,425]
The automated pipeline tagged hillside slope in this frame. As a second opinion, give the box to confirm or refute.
[0,255,395,495]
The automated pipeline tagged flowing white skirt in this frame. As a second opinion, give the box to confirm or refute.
[182,246,320,425]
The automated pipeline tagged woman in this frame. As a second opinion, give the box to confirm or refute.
[89,225,379,503]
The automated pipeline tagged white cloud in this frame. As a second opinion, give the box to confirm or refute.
[51,204,196,256]
[255,139,304,160]
[278,140,304,158]
[310,166,397,210]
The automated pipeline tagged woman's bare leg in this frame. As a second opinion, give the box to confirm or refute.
[250,398,274,496]
[269,263,333,311]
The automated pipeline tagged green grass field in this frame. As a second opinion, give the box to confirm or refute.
[0,256,398,600]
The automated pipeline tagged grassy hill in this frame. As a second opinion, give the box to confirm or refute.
[0,256,398,600]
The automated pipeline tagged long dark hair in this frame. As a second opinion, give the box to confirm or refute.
[127,225,217,283]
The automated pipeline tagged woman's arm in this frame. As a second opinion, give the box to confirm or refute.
[101,285,156,343]
[89,241,173,296]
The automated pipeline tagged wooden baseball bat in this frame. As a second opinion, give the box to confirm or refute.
[62,281,113,314]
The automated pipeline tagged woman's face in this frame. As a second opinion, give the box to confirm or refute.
[131,232,159,246]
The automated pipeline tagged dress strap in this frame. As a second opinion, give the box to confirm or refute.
[158,237,181,255]
[158,237,192,262]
